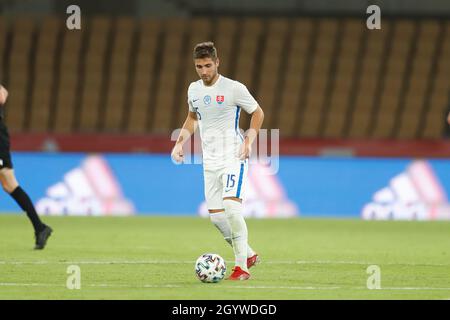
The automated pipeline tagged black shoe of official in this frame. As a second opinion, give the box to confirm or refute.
[34,225,53,250]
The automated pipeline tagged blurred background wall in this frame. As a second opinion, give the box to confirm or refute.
[3,0,450,16]
[0,0,449,219]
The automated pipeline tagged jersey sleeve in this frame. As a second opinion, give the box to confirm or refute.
[187,83,195,112]
[233,81,258,114]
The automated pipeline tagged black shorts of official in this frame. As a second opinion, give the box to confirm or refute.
[0,121,13,169]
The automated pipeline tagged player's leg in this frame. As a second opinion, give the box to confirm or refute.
[222,160,258,280]
[209,208,231,244]
[204,168,230,244]
[204,165,258,276]
[210,205,258,265]
[206,167,257,263]
[0,167,52,249]
[223,197,249,277]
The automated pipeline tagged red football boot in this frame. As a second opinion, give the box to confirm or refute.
[226,266,251,280]
[247,254,260,269]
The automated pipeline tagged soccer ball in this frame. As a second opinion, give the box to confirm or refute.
[194,253,227,283]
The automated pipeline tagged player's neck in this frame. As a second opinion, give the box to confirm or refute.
[202,73,220,87]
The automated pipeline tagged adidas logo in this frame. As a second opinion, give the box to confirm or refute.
[361,160,450,220]
[36,155,135,216]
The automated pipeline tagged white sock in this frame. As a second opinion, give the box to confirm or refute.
[210,210,256,258]
[223,199,249,272]
[210,210,232,243]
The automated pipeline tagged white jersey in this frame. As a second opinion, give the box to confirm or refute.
[187,75,258,170]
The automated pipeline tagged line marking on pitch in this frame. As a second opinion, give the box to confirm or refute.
[0,282,450,291]
[1,260,449,267]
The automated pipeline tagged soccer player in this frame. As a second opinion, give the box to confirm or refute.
[172,42,264,280]
[0,85,53,249]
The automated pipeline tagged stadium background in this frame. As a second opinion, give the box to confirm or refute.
[0,0,450,219]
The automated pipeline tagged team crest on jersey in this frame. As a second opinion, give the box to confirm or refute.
[204,95,211,105]
[216,95,224,104]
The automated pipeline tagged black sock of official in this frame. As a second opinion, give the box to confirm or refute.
[10,186,45,233]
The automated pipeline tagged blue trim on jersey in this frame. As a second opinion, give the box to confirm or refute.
[234,106,240,132]
[235,106,244,142]
[236,162,245,198]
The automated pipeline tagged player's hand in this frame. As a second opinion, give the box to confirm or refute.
[171,143,184,163]
[0,85,8,105]
[447,112,450,125]
[239,139,251,160]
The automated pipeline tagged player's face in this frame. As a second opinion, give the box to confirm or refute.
[194,58,219,85]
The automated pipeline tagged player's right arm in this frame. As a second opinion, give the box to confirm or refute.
[171,111,198,163]
[0,85,8,105]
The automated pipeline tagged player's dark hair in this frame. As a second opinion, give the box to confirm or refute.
[193,42,217,60]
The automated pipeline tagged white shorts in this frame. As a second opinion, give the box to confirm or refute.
[203,160,248,210]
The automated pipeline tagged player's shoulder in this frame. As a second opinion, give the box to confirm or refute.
[219,76,246,91]
[187,79,203,92]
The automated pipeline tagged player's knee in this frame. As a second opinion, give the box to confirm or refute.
[223,198,242,216]
[1,181,15,193]
[0,172,18,193]
[208,209,224,214]
[223,196,242,203]
[3,180,18,193]
[209,210,225,224]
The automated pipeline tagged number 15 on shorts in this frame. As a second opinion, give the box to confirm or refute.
[226,174,236,188]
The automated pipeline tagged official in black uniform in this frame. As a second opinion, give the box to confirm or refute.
[0,85,52,249]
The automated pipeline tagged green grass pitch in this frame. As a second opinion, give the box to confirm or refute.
[0,214,449,300]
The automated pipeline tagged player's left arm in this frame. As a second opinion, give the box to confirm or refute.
[0,85,8,105]
[240,106,264,160]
